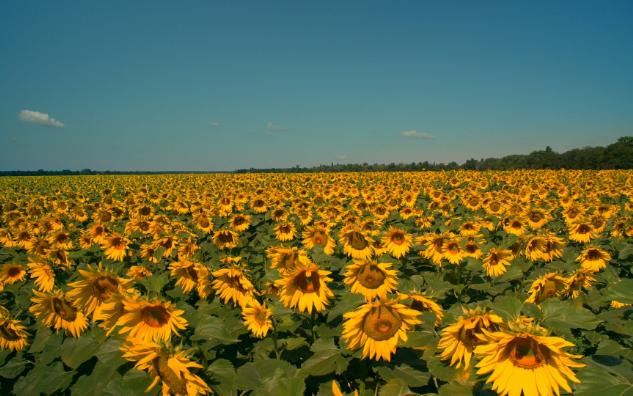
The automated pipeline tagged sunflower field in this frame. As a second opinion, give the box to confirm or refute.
[0,171,632,396]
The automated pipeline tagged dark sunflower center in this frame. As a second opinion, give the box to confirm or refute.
[391,232,405,245]
[294,270,321,293]
[508,337,547,369]
[0,323,21,341]
[141,305,171,328]
[111,237,122,247]
[348,232,368,250]
[184,266,198,281]
[52,297,78,321]
[199,218,210,227]
[7,267,22,277]
[362,306,402,341]
[93,276,119,299]
[576,224,591,234]
[357,264,386,289]
[280,225,291,233]
[139,206,151,216]
[312,231,326,245]
[218,232,234,243]
[586,249,601,260]
[233,216,246,226]
[280,251,298,270]
[274,210,285,218]
[254,309,268,323]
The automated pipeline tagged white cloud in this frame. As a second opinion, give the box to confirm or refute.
[19,109,65,128]
[266,121,287,132]
[211,121,220,128]
[400,130,433,139]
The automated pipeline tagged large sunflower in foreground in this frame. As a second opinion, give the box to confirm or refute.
[275,262,333,313]
[241,299,273,338]
[475,316,585,396]
[381,227,413,259]
[342,298,421,361]
[211,267,257,307]
[437,306,503,369]
[116,297,188,342]
[344,260,398,300]
[29,290,89,337]
[121,338,211,396]
[66,264,131,317]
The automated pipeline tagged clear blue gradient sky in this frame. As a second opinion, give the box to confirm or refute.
[1,0,632,171]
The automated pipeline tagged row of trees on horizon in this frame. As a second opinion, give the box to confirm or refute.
[2,136,632,176]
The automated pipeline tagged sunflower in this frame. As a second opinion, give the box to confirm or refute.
[474,316,585,396]
[241,299,273,338]
[302,224,336,255]
[577,246,611,272]
[212,229,239,250]
[29,290,89,337]
[101,233,129,261]
[0,310,29,351]
[482,248,514,277]
[266,246,306,275]
[67,264,131,317]
[437,306,503,369]
[525,273,567,304]
[48,230,73,250]
[27,262,55,292]
[442,237,464,265]
[0,263,27,285]
[524,235,548,262]
[275,262,333,313]
[121,338,211,396]
[610,300,632,309]
[339,226,374,260]
[153,235,178,257]
[419,232,454,266]
[116,297,188,342]
[568,221,596,243]
[127,265,153,279]
[342,298,421,362]
[381,227,413,259]
[170,259,201,294]
[273,221,297,242]
[398,292,444,326]
[94,292,130,335]
[343,260,398,300]
[563,269,596,299]
[230,214,251,232]
[211,267,256,307]
[463,238,483,259]
[193,215,214,233]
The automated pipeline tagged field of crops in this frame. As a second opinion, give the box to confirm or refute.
[0,171,632,396]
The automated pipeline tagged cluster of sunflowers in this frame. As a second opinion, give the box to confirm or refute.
[0,170,632,396]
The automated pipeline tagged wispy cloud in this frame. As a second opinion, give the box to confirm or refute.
[266,121,287,132]
[19,109,65,128]
[211,121,220,128]
[400,130,433,139]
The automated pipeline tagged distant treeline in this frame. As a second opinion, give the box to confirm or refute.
[2,136,632,176]
[235,136,633,173]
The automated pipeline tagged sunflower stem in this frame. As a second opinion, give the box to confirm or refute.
[271,319,281,360]
[310,310,316,344]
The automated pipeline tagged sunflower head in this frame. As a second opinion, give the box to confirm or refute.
[344,260,398,301]
[275,262,333,313]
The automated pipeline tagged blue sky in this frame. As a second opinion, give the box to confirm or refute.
[1,0,632,171]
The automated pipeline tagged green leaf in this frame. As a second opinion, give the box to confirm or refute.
[490,294,523,321]
[375,364,430,388]
[438,382,474,396]
[12,362,74,395]
[0,356,29,379]
[541,300,602,334]
[236,359,305,396]
[60,331,102,369]
[327,293,364,322]
[378,378,414,396]
[138,272,170,293]
[207,359,238,396]
[191,315,241,344]
[301,340,349,377]
[103,368,158,396]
